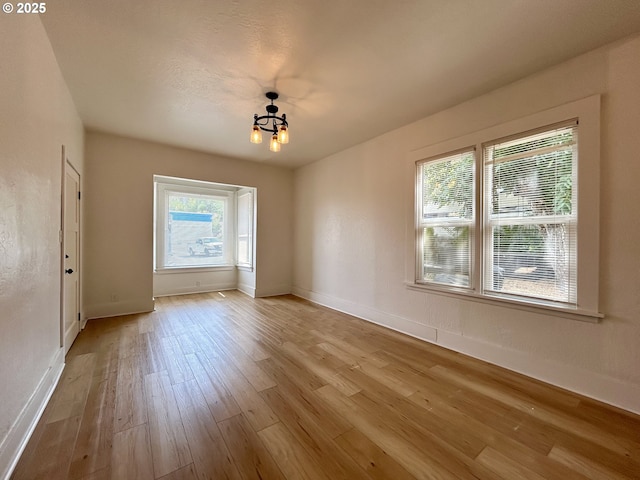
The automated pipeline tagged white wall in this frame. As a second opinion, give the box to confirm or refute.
[84,132,293,318]
[153,268,239,297]
[0,16,84,478]
[293,34,640,413]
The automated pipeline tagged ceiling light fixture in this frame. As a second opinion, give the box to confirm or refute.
[250,92,289,152]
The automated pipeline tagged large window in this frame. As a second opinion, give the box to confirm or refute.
[155,177,255,271]
[412,96,601,318]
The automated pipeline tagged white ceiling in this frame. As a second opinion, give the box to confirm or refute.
[41,0,640,168]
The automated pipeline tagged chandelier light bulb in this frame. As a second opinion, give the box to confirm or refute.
[269,134,281,152]
[277,125,289,144]
[250,125,262,144]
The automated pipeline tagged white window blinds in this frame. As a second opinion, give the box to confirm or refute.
[483,122,578,305]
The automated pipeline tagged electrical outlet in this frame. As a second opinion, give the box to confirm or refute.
[110,294,118,302]
[196,281,201,287]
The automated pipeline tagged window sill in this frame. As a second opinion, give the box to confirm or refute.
[236,264,254,272]
[155,265,235,274]
[404,282,603,323]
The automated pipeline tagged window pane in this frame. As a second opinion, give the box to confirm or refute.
[422,226,471,287]
[164,194,225,268]
[422,151,474,220]
[488,126,575,219]
[237,192,253,266]
[489,224,575,302]
[484,124,578,305]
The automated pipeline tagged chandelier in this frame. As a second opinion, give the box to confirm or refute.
[250,92,289,152]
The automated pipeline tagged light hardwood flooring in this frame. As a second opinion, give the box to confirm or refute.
[12,291,640,479]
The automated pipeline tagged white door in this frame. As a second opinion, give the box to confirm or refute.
[63,161,81,353]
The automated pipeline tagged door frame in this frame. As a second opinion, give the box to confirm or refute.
[60,146,82,350]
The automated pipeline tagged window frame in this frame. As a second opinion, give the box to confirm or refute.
[155,178,236,272]
[408,95,602,321]
[416,147,476,292]
[482,120,579,305]
[236,189,255,271]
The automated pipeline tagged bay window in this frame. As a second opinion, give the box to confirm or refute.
[154,176,255,272]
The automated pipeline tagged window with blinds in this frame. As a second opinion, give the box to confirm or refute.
[417,149,475,287]
[412,96,600,317]
[483,122,578,305]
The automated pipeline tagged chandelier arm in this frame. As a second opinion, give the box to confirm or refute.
[254,114,288,132]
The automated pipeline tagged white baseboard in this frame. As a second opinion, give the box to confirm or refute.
[237,283,256,298]
[0,347,65,480]
[153,282,236,298]
[292,287,438,343]
[435,329,640,415]
[85,298,155,319]
[292,286,640,415]
[255,284,291,298]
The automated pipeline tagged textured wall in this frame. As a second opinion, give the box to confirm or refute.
[293,35,640,413]
[0,16,84,476]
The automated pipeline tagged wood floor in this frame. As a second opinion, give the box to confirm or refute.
[12,291,640,480]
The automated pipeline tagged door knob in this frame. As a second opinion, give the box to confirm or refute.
[65,268,74,274]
